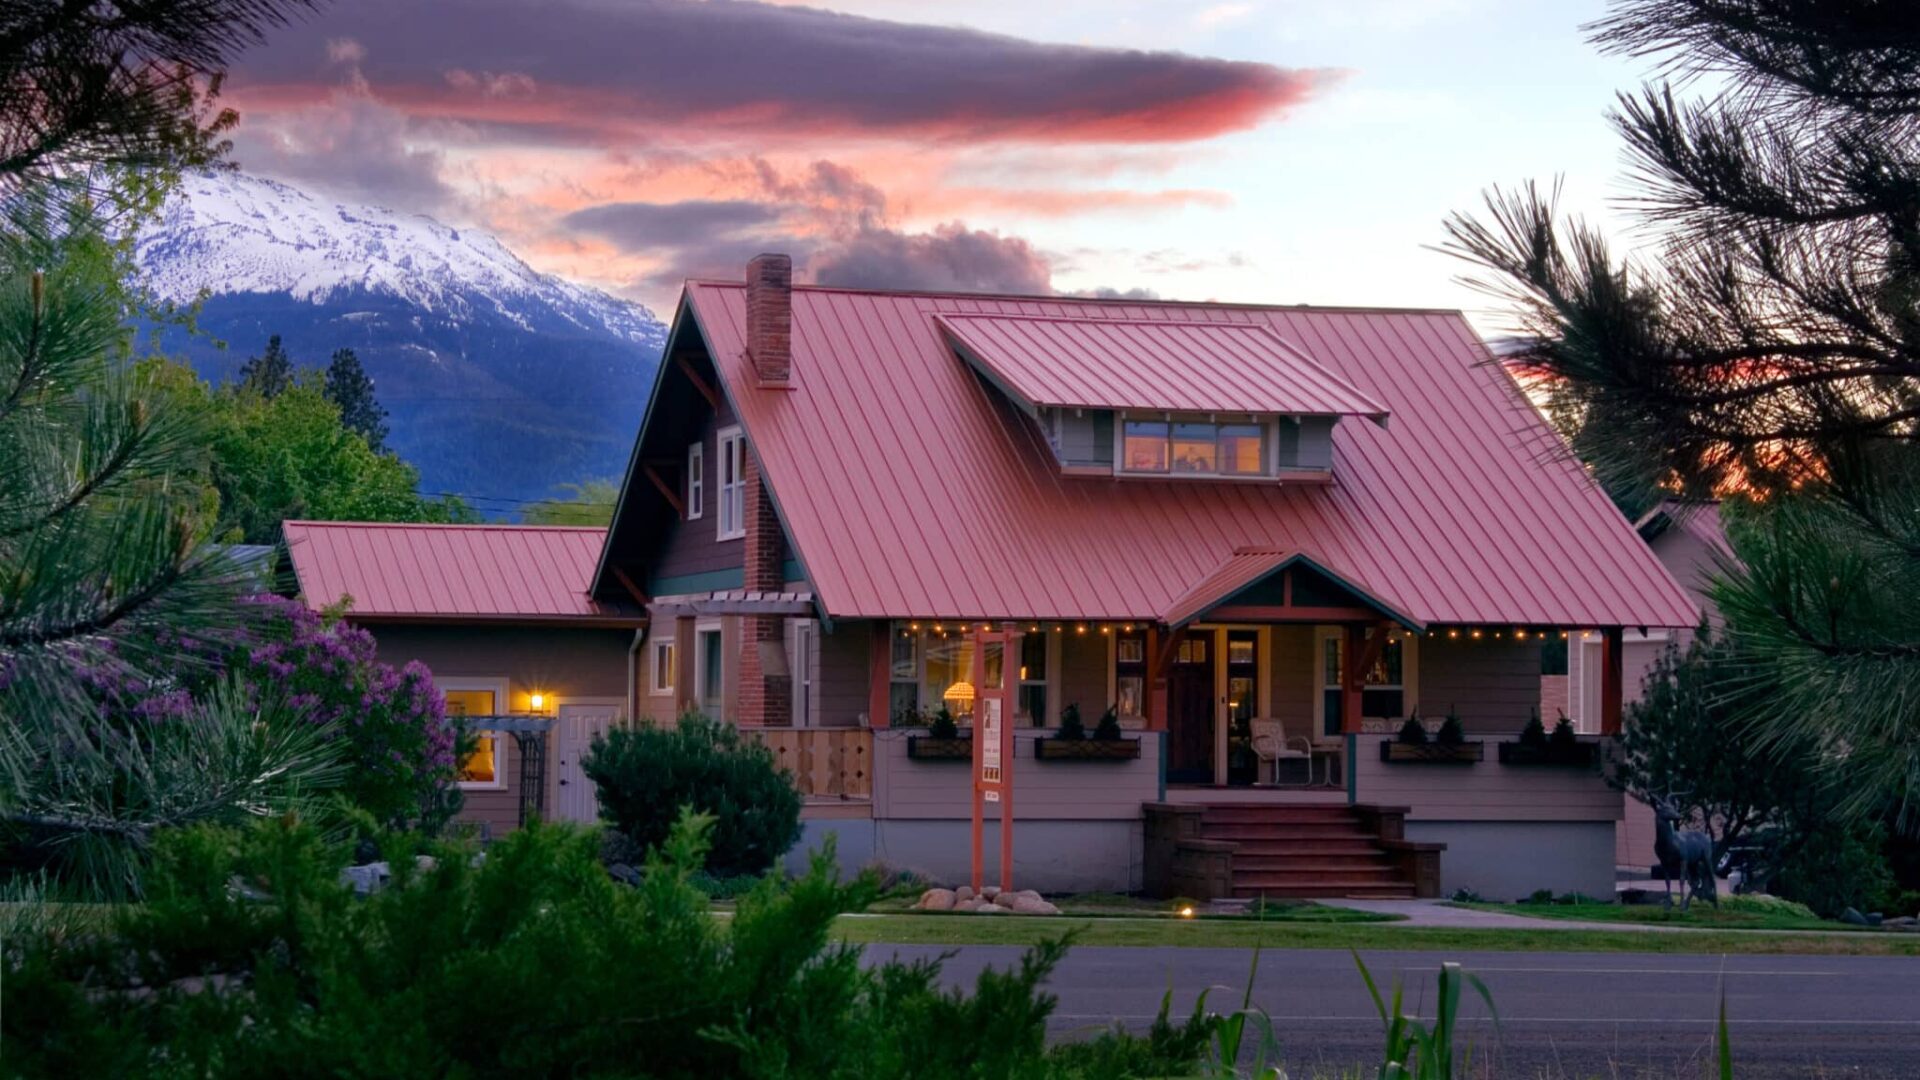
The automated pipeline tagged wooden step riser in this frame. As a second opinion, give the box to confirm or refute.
[1200,827,1375,842]
[1200,809,1361,824]
[1233,886,1414,899]
[1230,845,1388,858]
[1234,857,1393,872]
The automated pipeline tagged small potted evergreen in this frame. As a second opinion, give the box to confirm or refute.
[906,705,973,761]
[1380,707,1484,763]
[1036,703,1140,761]
[1498,709,1599,766]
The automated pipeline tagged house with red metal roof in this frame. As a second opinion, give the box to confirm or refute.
[282,520,643,836]
[575,253,1698,901]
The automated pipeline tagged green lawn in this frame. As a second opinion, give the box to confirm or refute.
[1454,900,1859,934]
[835,913,1920,955]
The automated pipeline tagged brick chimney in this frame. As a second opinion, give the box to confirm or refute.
[738,446,791,726]
[745,253,791,386]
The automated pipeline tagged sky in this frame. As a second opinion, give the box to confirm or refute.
[223,0,1659,329]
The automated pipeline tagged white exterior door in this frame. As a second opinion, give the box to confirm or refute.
[555,702,620,823]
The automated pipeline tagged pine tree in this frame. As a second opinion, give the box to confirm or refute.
[1,1,315,210]
[1443,1,1920,822]
[237,333,293,399]
[1,1,342,897]
[323,347,388,452]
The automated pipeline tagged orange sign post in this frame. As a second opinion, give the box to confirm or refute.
[969,622,1019,893]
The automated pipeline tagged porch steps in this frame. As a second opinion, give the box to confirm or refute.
[1195,803,1417,900]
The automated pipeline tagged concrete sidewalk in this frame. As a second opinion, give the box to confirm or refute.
[1320,898,1676,931]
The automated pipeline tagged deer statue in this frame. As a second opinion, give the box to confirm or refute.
[1652,795,1718,911]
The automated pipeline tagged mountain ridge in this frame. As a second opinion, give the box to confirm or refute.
[134,172,667,506]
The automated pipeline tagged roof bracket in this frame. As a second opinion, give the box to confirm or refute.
[642,462,686,518]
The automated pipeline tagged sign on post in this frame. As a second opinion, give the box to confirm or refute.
[969,623,1019,892]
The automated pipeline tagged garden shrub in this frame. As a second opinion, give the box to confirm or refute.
[1396,714,1429,744]
[1767,816,1895,919]
[583,713,803,878]
[1,814,1204,1079]
[231,597,462,830]
[1056,702,1087,740]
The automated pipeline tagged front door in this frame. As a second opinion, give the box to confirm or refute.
[554,702,620,822]
[1166,636,1215,784]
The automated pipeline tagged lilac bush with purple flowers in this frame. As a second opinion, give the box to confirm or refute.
[220,597,462,829]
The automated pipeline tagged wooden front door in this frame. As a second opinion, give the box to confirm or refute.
[1166,636,1215,784]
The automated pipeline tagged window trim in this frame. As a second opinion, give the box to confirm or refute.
[438,675,511,791]
[695,621,724,715]
[716,425,746,541]
[686,441,705,520]
[1311,627,1418,742]
[650,638,675,697]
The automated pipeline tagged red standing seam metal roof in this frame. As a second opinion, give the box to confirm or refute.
[936,313,1390,420]
[675,282,1700,628]
[284,520,638,623]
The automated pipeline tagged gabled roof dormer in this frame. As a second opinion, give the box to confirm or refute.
[934,313,1389,482]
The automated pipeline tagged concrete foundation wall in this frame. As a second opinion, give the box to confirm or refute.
[783,817,1144,893]
[1406,820,1616,901]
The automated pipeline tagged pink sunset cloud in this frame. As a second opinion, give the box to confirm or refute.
[223,0,1337,301]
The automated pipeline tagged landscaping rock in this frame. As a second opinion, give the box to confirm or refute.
[341,863,390,896]
[955,885,975,903]
[1841,906,1877,926]
[981,886,1001,901]
[954,898,979,912]
[972,900,1009,914]
[1006,893,1060,916]
[606,863,642,888]
[918,888,957,911]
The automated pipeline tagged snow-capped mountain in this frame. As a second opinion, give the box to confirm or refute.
[135,171,667,505]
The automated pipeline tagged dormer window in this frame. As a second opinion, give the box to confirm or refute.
[935,312,1388,483]
[1120,415,1270,478]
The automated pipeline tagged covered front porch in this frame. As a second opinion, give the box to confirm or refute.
[1133,549,1628,801]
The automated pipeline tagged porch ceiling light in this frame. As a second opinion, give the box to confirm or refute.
[943,680,976,707]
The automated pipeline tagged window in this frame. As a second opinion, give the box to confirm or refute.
[650,638,675,696]
[1316,631,1416,737]
[1114,629,1146,720]
[888,623,1016,723]
[717,426,746,540]
[439,677,509,790]
[698,628,724,711]
[1122,419,1170,472]
[889,629,921,721]
[686,441,705,519]
[1120,415,1271,478]
[1017,630,1048,725]
[1170,421,1217,473]
[1219,424,1265,475]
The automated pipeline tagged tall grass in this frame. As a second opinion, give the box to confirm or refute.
[1352,951,1499,1079]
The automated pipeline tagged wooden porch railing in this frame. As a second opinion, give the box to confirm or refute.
[747,728,873,799]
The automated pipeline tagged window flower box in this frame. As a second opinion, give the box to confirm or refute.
[1379,740,1483,764]
[1497,740,1601,767]
[1034,736,1141,761]
[906,735,973,761]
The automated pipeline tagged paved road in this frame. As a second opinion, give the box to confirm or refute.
[864,944,1920,1078]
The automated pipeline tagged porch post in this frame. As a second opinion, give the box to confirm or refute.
[1341,623,1365,734]
[673,615,697,718]
[868,621,892,728]
[1144,626,1170,731]
[1600,626,1624,735]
